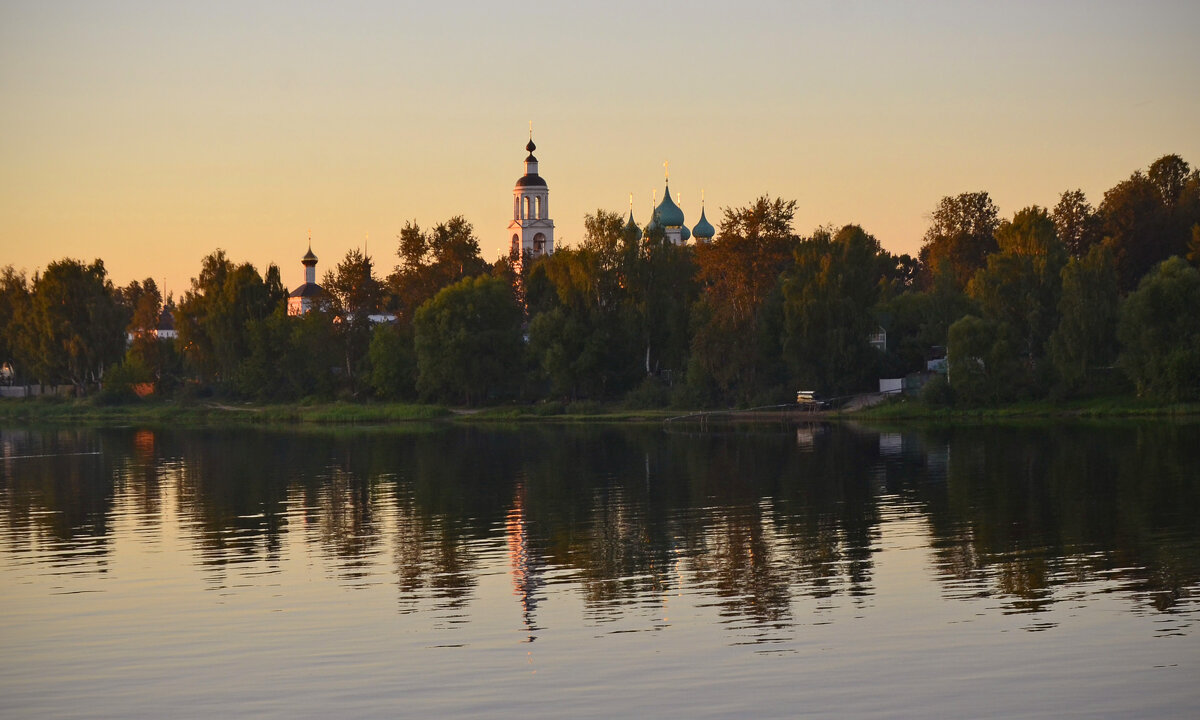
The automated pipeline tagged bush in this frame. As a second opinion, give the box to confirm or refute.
[1117,257,1200,401]
[623,376,670,409]
[920,374,954,407]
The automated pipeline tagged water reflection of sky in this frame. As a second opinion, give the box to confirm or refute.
[1,423,1198,717]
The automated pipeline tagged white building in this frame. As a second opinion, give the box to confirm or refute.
[287,241,325,316]
[507,135,555,268]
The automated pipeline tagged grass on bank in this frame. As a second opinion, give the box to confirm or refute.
[857,393,1200,420]
[0,397,451,425]
[3,391,1198,427]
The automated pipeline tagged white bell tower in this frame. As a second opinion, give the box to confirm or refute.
[507,129,554,266]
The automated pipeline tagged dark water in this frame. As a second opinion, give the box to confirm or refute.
[1,421,1198,718]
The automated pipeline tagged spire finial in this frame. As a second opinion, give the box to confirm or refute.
[629,192,633,212]
[701,188,705,207]
[529,120,532,140]
[664,159,669,182]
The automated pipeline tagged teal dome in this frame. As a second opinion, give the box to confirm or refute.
[644,209,660,237]
[680,224,691,242]
[655,184,686,227]
[692,208,715,240]
[624,210,640,236]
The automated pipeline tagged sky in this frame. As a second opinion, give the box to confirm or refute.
[2,0,1198,297]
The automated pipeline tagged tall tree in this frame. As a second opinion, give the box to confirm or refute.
[387,217,489,320]
[967,206,1066,365]
[690,196,799,402]
[413,275,523,404]
[176,250,277,387]
[1117,256,1200,401]
[1049,242,1119,392]
[17,258,124,391]
[0,266,30,380]
[1052,189,1102,257]
[781,225,890,394]
[918,191,1000,290]
[1100,155,1200,291]
[323,248,383,385]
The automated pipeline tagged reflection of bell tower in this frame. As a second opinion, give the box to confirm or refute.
[508,128,554,271]
[505,484,544,642]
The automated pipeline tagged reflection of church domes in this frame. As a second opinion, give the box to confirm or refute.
[692,208,715,240]
[655,184,685,227]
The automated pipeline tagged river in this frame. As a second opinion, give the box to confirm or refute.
[1,421,1197,718]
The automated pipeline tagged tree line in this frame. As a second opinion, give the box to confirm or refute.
[2,153,1199,405]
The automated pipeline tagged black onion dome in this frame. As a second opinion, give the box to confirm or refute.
[516,174,547,187]
[526,139,536,153]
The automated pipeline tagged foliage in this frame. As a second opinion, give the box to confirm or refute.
[918,191,1000,290]
[1052,189,1102,257]
[781,225,889,394]
[947,315,1022,406]
[14,258,124,390]
[689,196,798,403]
[1117,257,1200,401]
[967,206,1065,363]
[1049,242,1119,393]
[322,248,384,388]
[413,275,523,404]
[176,250,280,386]
[1100,155,1200,291]
[0,266,30,378]
[368,322,416,400]
[387,216,489,321]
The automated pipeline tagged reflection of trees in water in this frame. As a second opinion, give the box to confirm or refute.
[0,428,114,570]
[7,421,1198,633]
[909,422,1200,621]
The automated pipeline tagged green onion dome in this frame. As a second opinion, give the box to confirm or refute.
[655,184,686,227]
[692,208,715,240]
[680,224,691,242]
[625,210,640,236]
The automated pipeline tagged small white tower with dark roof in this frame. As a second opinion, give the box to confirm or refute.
[287,236,325,316]
[508,130,554,267]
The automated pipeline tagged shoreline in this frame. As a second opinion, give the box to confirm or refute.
[1,395,1198,428]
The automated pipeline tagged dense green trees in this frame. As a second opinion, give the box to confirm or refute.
[387,217,489,321]
[14,259,124,391]
[781,225,890,395]
[4,152,1198,408]
[918,191,1000,290]
[690,196,799,403]
[526,211,643,399]
[1049,243,1119,392]
[413,275,523,404]
[1117,257,1200,401]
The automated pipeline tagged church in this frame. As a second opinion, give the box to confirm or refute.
[288,132,722,310]
[505,133,716,266]
[287,239,324,316]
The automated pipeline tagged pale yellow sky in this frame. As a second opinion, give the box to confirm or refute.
[2,1,1198,296]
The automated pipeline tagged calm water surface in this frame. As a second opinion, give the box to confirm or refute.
[1,421,1198,718]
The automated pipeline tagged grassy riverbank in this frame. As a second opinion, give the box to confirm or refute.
[0,398,451,425]
[2,393,1197,427]
[857,394,1200,420]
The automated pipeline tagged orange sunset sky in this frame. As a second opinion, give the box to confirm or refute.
[2,1,1198,297]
